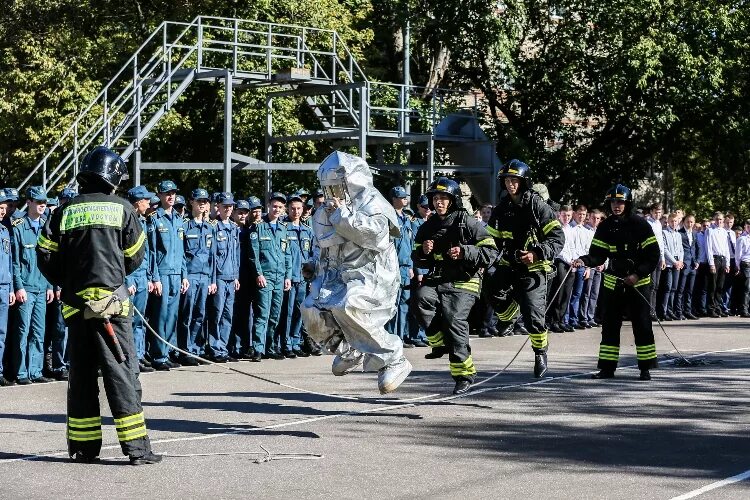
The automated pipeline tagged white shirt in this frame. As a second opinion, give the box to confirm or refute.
[726,227,737,258]
[662,227,684,267]
[557,223,576,264]
[705,224,731,262]
[646,216,665,263]
[736,232,750,268]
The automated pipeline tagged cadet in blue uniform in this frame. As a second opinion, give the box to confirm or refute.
[386,186,418,347]
[0,188,22,230]
[10,186,54,384]
[206,192,240,362]
[43,197,69,380]
[278,193,314,357]
[0,190,15,386]
[125,186,156,373]
[248,192,291,361]
[228,199,253,359]
[178,188,216,365]
[147,180,188,371]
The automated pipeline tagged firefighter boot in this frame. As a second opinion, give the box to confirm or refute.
[424,346,447,359]
[592,369,615,379]
[533,353,548,378]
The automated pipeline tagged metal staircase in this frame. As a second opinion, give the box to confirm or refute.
[21,16,500,203]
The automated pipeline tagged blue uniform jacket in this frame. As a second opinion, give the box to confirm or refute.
[215,219,240,281]
[248,216,291,286]
[394,212,415,285]
[285,221,314,283]
[183,217,216,282]
[126,216,153,289]
[0,224,14,289]
[147,207,186,282]
[11,215,50,292]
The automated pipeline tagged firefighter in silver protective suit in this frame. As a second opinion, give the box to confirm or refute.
[300,151,412,394]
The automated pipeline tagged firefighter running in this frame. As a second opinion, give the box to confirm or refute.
[37,146,162,465]
[413,177,498,395]
[485,160,565,378]
[573,184,660,380]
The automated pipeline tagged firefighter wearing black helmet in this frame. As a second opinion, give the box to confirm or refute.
[36,146,162,465]
[572,184,660,380]
[412,177,498,395]
[485,159,565,378]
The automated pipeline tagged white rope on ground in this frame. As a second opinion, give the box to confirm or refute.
[1,346,748,465]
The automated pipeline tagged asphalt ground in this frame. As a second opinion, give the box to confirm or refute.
[1,317,749,500]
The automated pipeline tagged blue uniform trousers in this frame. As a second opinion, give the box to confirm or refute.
[131,286,149,360]
[178,274,209,355]
[12,290,47,380]
[45,300,68,373]
[566,267,586,326]
[0,285,9,376]
[207,279,235,358]
[387,284,411,342]
[278,281,305,352]
[252,280,283,355]
[148,274,181,364]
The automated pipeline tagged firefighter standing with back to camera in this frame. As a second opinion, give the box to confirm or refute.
[485,160,565,378]
[573,184,660,381]
[36,146,161,465]
[413,177,498,395]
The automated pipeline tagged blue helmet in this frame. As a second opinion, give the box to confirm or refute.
[498,159,532,190]
[425,177,462,212]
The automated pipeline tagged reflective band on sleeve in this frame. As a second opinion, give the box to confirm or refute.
[434,254,444,261]
[591,238,609,250]
[124,230,146,257]
[642,235,657,248]
[476,238,497,248]
[542,219,561,234]
[634,276,651,287]
[486,226,502,238]
[412,242,422,250]
[37,234,59,252]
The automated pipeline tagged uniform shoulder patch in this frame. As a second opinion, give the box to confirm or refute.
[148,212,159,219]
[11,218,23,227]
[250,232,258,239]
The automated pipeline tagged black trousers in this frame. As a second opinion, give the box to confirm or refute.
[597,283,658,371]
[66,313,152,459]
[549,260,574,325]
[706,255,727,315]
[415,283,477,382]
[489,265,549,354]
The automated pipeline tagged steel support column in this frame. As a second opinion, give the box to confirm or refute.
[223,69,232,192]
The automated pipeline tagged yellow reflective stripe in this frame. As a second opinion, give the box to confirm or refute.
[476,238,497,248]
[426,331,444,347]
[68,416,101,426]
[496,301,519,322]
[486,226,502,238]
[528,331,548,349]
[37,234,59,252]
[434,254,444,261]
[542,219,561,234]
[68,429,103,441]
[62,304,80,318]
[123,230,146,258]
[500,231,513,239]
[527,260,552,272]
[591,238,609,250]
[599,344,620,360]
[114,412,145,427]
[117,426,148,442]
[413,242,422,250]
[76,287,113,300]
[499,258,511,267]
[642,235,657,247]
[635,276,651,287]
[636,344,657,360]
[60,202,124,231]
[449,356,476,376]
[454,279,480,294]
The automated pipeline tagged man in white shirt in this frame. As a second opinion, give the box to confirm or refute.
[705,212,731,317]
[548,206,576,332]
[646,203,666,319]
[735,219,750,317]
[723,212,738,314]
[579,209,604,327]
[567,205,590,328]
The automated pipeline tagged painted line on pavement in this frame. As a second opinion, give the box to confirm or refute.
[669,468,750,499]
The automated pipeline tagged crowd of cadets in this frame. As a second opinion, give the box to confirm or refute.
[0,179,748,387]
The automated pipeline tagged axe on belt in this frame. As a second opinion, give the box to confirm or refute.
[66,284,130,363]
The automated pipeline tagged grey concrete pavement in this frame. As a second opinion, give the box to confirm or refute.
[0,317,748,499]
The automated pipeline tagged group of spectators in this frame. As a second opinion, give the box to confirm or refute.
[0,179,748,388]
